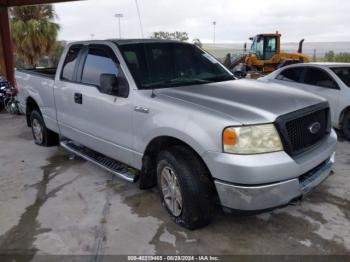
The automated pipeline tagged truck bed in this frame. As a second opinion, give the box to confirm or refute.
[17,68,57,80]
[16,69,59,134]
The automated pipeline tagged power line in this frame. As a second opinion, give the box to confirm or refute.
[135,0,144,38]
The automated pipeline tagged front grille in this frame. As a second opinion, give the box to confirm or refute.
[276,102,331,156]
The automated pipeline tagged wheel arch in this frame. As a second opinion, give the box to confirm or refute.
[139,135,214,190]
[26,97,41,127]
[338,105,350,129]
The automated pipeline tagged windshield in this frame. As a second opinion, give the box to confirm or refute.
[119,42,234,89]
[331,67,350,87]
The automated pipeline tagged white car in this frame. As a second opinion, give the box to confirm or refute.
[259,63,350,139]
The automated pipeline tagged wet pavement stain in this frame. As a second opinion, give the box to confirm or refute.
[121,187,350,255]
[123,189,163,218]
[90,176,117,261]
[0,151,83,261]
[308,188,350,217]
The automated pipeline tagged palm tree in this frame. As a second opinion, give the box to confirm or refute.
[10,5,60,67]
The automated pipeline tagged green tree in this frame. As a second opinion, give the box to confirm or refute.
[323,51,350,63]
[49,41,65,67]
[10,5,60,67]
[324,50,335,62]
[334,52,350,62]
[151,31,189,42]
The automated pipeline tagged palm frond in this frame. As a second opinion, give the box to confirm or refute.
[10,4,60,67]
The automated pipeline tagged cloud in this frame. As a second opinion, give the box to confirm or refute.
[54,0,350,42]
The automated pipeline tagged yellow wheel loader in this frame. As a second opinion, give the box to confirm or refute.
[230,31,310,78]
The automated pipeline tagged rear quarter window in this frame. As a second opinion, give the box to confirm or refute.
[61,45,83,81]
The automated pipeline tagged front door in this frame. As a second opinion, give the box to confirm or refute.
[55,43,134,166]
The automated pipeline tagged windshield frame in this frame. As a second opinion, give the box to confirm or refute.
[117,41,235,90]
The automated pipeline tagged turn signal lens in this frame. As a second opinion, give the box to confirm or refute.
[223,128,237,145]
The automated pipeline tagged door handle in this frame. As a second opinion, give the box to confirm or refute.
[74,93,82,104]
[134,106,149,114]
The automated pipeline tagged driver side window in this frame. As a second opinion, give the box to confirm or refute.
[81,47,119,87]
[80,45,129,96]
[276,67,304,82]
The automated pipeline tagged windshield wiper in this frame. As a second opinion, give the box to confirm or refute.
[205,74,235,82]
[143,78,212,89]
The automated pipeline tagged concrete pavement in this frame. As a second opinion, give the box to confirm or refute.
[0,112,349,258]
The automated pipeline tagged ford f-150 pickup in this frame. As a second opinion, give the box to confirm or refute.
[16,39,337,229]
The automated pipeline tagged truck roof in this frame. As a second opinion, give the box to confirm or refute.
[110,38,183,45]
[67,39,184,46]
[65,39,197,51]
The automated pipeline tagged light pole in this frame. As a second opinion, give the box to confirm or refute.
[114,13,124,39]
[135,0,144,37]
[213,21,216,46]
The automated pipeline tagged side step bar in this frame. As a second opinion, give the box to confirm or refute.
[60,140,138,182]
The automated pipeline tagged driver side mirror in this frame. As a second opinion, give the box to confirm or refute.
[99,74,129,98]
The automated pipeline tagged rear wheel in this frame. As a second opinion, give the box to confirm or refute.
[156,146,216,229]
[342,111,350,140]
[30,110,59,146]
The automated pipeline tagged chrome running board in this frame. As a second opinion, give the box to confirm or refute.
[60,140,138,182]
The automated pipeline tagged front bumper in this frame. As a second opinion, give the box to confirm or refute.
[202,129,337,211]
[215,153,334,211]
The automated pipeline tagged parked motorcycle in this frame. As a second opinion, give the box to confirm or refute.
[0,77,10,111]
[0,76,20,114]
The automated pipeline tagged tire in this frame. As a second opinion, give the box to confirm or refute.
[156,146,216,229]
[342,111,350,140]
[30,110,59,147]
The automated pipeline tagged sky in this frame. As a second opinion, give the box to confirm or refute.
[54,0,350,43]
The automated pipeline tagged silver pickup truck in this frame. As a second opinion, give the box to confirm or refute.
[17,39,337,229]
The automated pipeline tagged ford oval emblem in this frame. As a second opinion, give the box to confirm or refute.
[309,122,321,134]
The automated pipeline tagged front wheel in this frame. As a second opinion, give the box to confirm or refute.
[342,111,350,140]
[156,146,216,229]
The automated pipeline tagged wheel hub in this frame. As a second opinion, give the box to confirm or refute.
[32,119,43,144]
[160,166,182,217]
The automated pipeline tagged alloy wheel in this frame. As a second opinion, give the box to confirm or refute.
[160,166,183,217]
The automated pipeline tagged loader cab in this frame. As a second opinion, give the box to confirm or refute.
[250,33,280,61]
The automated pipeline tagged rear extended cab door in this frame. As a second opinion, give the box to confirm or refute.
[54,42,135,167]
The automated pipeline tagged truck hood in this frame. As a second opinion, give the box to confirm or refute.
[155,79,326,125]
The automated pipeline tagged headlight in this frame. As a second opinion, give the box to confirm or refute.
[223,124,283,154]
